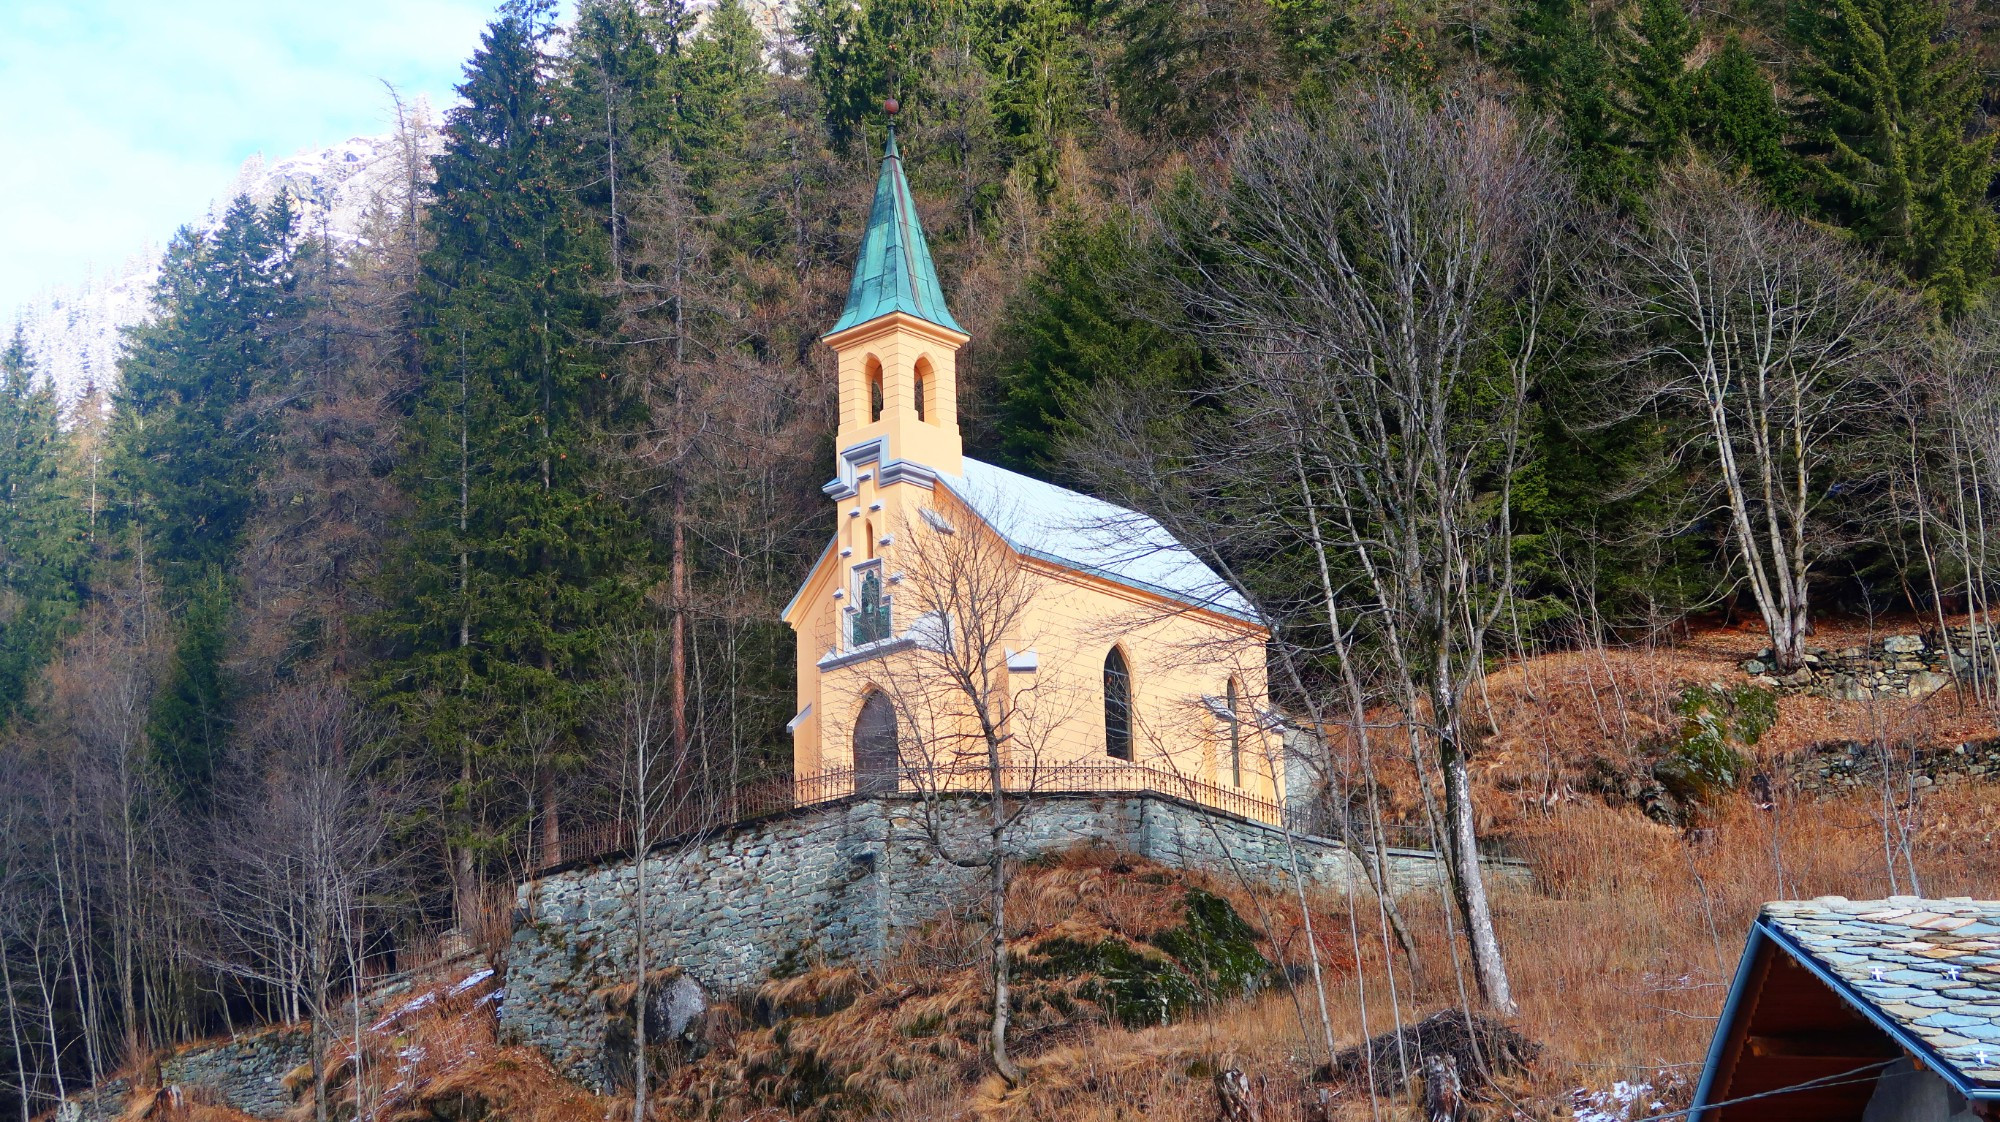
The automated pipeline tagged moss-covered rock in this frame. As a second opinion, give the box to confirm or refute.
[1019,887,1270,1028]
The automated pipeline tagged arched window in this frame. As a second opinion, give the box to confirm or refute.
[1226,677,1242,787]
[913,357,931,422]
[1103,647,1132,761]
[865,519,876,560]
[854,691,899,794]
[866,357,885,423]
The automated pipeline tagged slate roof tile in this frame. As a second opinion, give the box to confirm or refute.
[1763,896,2000,1086]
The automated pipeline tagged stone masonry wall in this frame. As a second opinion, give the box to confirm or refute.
[1781,736,2000,798]
[1740,626,2000,700]
[61,1029,311,1122]
[160,1031,312,1117]
[60,951,492,1122]
[500,791,1528,1089]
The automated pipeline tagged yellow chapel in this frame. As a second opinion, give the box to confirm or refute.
[780,126,1282,817]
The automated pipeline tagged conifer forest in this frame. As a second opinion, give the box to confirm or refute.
[4,0,2000,1118]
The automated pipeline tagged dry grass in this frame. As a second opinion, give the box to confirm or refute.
[283,968,601,1122]
[90,618,2000,1122]
[115,1085,265,1122]
[1445,617,2000,832]
[661,849,1362,1122]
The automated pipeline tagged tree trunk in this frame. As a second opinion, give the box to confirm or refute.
[671,487,688,799]
[1439,727,1515,1016]
[988,851,1019,1087]
[540,769,561,867]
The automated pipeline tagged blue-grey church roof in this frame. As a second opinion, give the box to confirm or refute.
[944,459,1259,623]
[826,129,965,338]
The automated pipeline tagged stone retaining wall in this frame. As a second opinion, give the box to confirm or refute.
[1742,626,2000,700]
[61,1029,311,1122]
[500,791,1527,1089]
[1781,737,2000,797]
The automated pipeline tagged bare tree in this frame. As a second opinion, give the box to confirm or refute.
[851,501,1076,1086]
[202,683,398,1122]
[598,626,707,1121]
[1924,304,2000,706]
[1592,163,1921,671]
[1093,88,1566,1015]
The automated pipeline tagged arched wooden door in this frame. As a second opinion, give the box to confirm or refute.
[853,692,900,794]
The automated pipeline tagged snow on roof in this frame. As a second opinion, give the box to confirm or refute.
[941,458,1259,624]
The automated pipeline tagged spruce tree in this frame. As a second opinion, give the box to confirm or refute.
[1512,0,1639,200]
[992,214,1204,471]
[985,0,1087,197]
[1690,36,1805,206]
[677,0,767,183]
[145,569,232,799]
[0,326,88,724]
[1613,0,1699,165]
[1789,0,2000,310]
[110,195,297,797]
[114,196,297,593]
[378,0,651,883]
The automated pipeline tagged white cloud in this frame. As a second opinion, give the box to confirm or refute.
[0,0,504,312]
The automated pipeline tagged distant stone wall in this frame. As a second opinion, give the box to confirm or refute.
[1782,737,2000,798]
[1741,626,2000,700]
[161,1030,312,1117]
[60,950,492,1122]
[500,791,1528,1089]
[61,1029,311,1122]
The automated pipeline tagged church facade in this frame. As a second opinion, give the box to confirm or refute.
[781,129,1283,816]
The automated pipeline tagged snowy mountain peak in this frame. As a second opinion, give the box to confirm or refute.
[11,106,442,406]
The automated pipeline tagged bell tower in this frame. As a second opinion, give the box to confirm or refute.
[821,112,969,478]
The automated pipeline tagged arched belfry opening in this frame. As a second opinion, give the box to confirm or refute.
[1104,647,1133,761]
[854,691,900,794]
[865,356,885,423]
[913,356,932,423]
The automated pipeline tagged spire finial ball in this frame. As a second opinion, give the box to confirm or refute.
[883,97,900,116]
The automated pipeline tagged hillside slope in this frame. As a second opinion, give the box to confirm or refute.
[67,623,2000,1122]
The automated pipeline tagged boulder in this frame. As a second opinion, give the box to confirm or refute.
[1884,635,1926,655]
[1908,671,1950,698]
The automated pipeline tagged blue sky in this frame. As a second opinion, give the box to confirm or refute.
[0,0,513,312]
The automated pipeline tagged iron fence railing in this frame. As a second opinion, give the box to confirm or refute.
[526,761,1338,874]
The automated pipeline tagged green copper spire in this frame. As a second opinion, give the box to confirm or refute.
[827,128,965,337]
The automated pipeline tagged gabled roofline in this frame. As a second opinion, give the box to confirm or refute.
[929,471,1266,629]
[781,535,839,622]
[1691,918,2000,1120]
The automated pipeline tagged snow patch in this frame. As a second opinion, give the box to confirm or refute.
[1571,1081,1665,1122]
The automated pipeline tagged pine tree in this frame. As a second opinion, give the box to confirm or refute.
[0,326,88,724]
[1789,0,2000,310]
[377,0,652,895]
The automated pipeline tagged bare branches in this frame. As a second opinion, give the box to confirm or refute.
[1103,86,1569,1016]
[846,502,1080,1087]
[1590,163,1925,671]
